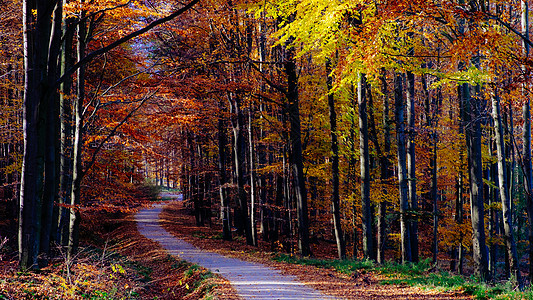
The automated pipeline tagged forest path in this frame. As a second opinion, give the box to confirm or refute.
[136,200,337,300]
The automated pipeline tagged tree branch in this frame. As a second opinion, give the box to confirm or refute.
[81,89,158,177]
[57,0,199,86]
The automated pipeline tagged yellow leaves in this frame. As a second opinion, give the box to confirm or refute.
[109,263,126,279]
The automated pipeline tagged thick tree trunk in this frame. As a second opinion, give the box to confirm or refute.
[326,59,346,259]
[19,0,57,270]
[358,73,374,260]
[395,73,411,263]
[40,0,63,267]
[285,43,310,256]
[461,82,490,280]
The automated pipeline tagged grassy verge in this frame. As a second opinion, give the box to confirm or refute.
[272,254,533,299]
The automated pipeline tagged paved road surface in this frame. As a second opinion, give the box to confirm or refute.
[136,202,337,300]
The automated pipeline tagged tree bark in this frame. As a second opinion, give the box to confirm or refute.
[285,42,311,256]
[68,14,87,260]
[521,0,533,284]
[326,59,346,259]
[378,69,392,264]
[461,82,490,280]
[19,0,58,270]
[358,73,374,260]
[40,0,63,267]
[395,73,411,263]
[58,7,75,246]
[229,91,253,245]
[491,89,521,284]
[218,110,232,241]
[406,71,418,263]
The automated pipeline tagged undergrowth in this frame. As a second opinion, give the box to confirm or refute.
[0,183,223,299]
[272,254,533,299]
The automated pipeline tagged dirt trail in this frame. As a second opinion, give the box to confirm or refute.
[136,202,337,300]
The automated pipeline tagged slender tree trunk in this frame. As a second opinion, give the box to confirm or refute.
[378,69,392,264]
[248,101,257,246]
[359,73,374,260]
[406,71,418,263]
[395,73,411,263]
[218,111,231,241]
[58,9,74,246]
[68,15,87,260]
[348,85,359,258]
[422,68,441,264]
[491,90,521,284]
[521,0,533,284]
[455,175,464,275]
[230,91,253,245]
[326,59,345,259]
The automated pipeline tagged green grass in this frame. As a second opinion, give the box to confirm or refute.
[272,254,374,274]
[271,255,533,299]
[192,231,223,240]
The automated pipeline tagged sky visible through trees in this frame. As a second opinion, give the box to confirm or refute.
[3,0,533,289]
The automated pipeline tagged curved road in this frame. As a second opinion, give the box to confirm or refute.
[136,202,337,300]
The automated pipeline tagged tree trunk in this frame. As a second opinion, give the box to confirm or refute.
[285,42,310,257]
[19,0,58,270]
[218,111,232,241]
[358,73,374,260]
[461,82,490,280]
[248,100,257,246]
[40,0,63,267]
[395,73,411,263]
[378,69,392,264]
[406,71,418,263]
[68,14,87,260]
[521,0,533,284]
[492,90,521,284]
[326,59,346,259]
[230,91,253,245]
[348,85,359,258]
[58,8,75,246]
[455,175,464,275]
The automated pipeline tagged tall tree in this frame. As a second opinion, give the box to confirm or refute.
[461,81,490,280]
[405,70,418,263]
[521,0,533,284]
[326,59,346,259]
[358,73,374,260]
[491,88,521,284]
[395,73,411,263]
[285,39,311,256]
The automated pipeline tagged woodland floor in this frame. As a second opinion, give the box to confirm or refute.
[158,199,474,300]
[0,193,474,299]
[0,194,238,299]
